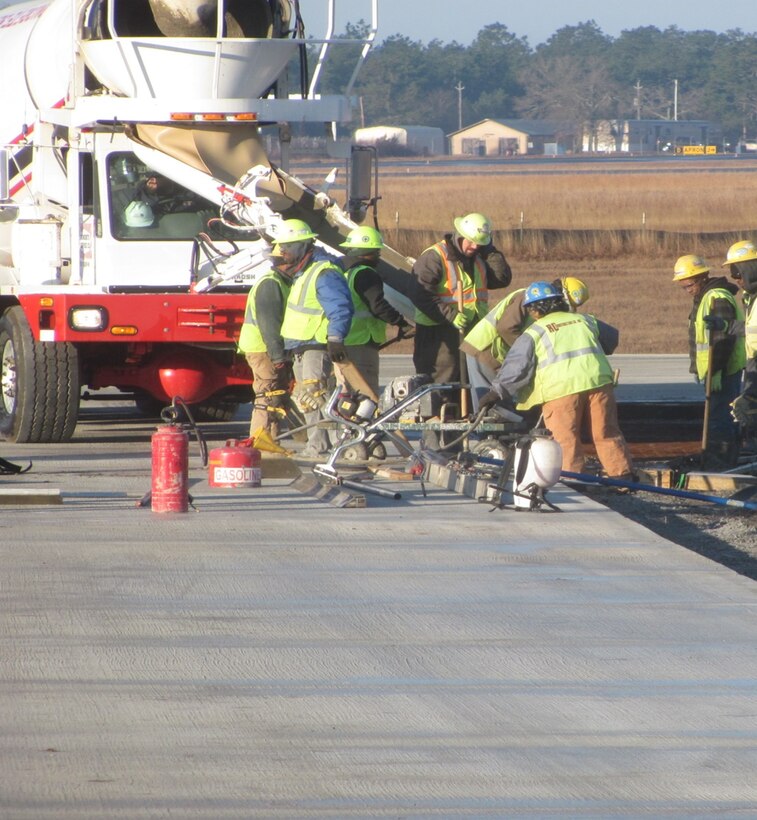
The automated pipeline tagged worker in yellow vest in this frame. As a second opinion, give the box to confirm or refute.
[673,253,745,469]
[237,259,293,439]
[411,212,511,445]
[339,226,411,397]
[278,219,354,459]
[461,277,593,412]
[479,281,634,479]
[719,240,757,450]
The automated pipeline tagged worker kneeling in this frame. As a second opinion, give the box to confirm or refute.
[479,281,635,480]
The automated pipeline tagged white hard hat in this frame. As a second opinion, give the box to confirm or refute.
[124,200,154,228]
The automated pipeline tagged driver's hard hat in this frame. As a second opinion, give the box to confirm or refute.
[722,240,757,267]
[340,226,384,250]
[672,254,709,281]
[123,200,154,228]
[453,212,492,246]
[562,276,589,307]
[522,280,562,306]
[273,218,318,245]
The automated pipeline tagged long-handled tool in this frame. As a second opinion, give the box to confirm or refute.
[701,329,714,467]
[456,281,470,418]
[561,470,757,511]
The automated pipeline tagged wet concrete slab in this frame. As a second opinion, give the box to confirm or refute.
[1,405,756,817]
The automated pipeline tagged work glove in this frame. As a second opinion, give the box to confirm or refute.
[293,379,328,412]
[452,312,469,331]
[327,338,348,364]
[710,370,723,392]
[703,315,729,333]
[731,393,757,425]
[478,389,510,413]
[395,319,412,340]
[272,360,293,390]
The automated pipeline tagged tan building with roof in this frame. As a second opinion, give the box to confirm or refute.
[448,119,576,157]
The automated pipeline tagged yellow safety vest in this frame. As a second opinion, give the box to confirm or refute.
[344,264,387,346]
[463,288,526,364]
[414,242,488,326]
[694,289,746,379]
[237,271,289,354]
[280,260,337,343]
[745,296,757,359]
[519,312,613,409]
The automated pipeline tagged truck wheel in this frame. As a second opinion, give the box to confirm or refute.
[133,394,239,422]
[0,306,80,442]
[191,399,240,422]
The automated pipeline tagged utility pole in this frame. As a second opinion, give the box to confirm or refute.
[633,80,642,120]
[673,79,678,121]
[455,81,464,131]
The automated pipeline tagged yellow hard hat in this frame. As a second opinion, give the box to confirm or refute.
[672,254,709,282]
[273,218,318,245]
[340,226,384,250]
[453,212,492,245]
[561,276,589,307]
[722,240,757,266]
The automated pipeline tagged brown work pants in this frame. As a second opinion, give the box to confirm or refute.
[541,384,634,478]
[245,351,279,438]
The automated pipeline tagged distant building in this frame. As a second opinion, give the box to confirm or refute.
[448,119,576,157]
[354,125,446,156]
[588,119,723,153]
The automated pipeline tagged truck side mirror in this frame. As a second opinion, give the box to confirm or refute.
[347,145,379,224]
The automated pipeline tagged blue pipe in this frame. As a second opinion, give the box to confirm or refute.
[473,455,757,511]
[560,470,757,512]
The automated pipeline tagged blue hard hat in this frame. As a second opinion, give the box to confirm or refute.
[523,280,561,306]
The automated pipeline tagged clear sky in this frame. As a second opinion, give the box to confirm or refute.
[303,0,757,46]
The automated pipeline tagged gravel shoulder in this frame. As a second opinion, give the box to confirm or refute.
[581,484,757,582]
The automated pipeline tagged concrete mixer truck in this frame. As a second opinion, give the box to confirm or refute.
[0,0,418,442]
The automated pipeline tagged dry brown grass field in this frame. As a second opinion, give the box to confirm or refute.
[297,157,757,353]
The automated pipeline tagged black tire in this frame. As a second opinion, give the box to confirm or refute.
[0,306,80,442]
[367,441,387,460]
[190,399,239,423]
[134,392,239,423]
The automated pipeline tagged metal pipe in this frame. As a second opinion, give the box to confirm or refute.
[560,470,757,512]
[722,460,757,475]
[340,478,401,500]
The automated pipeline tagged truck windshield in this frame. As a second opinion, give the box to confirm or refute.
[108,153,216,241]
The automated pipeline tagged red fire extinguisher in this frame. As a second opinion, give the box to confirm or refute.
[208,438,261,488]
[151,423,190,513]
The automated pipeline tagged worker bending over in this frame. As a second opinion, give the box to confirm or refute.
[673,253,745,469]
[479,281,634,480]
[461,276,590,412]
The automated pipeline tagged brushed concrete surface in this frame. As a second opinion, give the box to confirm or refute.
[1,357,755,818]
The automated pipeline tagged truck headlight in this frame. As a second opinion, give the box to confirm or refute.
[69,306,108,331]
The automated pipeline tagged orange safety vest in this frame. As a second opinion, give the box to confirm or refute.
[414,241,488,326]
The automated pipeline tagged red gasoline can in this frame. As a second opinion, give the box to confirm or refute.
[208,438,262,488]
[151,424,189,513]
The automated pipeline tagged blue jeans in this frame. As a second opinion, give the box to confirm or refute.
[707,370,742,447]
